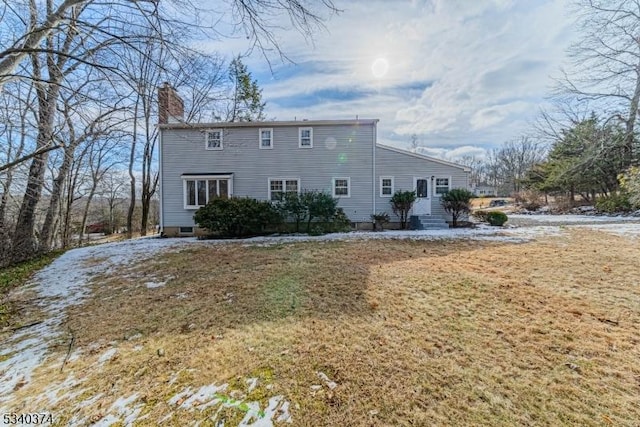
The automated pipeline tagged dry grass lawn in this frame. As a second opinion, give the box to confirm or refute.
[12,229,640,426]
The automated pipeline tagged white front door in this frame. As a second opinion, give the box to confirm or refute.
[413,177,431,215]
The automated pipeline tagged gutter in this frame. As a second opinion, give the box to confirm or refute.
[372,122,377,217]
[158,126,164,235]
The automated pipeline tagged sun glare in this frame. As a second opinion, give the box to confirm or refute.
[371,57,389,78]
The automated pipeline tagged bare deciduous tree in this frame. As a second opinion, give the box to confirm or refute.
[3,0,337,262]
[557,0,640,163]
[486,137,546,195]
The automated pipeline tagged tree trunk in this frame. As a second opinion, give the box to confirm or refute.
[40,144,75,248]
[11,94,58,261]
[0,171,14,232]
[11,3,64,262]
[61,168,75,248]
[569,186,575,208]
[140,196,149,236]
[625,62,640,164]
[126,98,140,239]
[78,183,97,245]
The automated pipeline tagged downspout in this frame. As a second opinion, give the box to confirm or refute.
[372,121,377,218]
[158,126,164,236]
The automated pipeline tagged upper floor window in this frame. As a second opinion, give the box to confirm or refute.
[206,130,223,150]
[435,177,451,195]
[380,176,394,197]
[299,127,313,148]
[259,128,273,149]
[269,178,300,201]
[332,177,350,197]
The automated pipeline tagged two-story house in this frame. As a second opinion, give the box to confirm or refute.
[157,83,470,236]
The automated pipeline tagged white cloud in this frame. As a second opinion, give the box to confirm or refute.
[469,101,532,130]
[197,0,574,155]
[413,145,489,162]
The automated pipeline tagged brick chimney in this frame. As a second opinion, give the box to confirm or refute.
[158,82,184,124]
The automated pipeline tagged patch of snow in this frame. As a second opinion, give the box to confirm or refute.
[509,214,640,223]
[246,377,258,393]
[177,383,227,410]
[578,223,640,237]
[66,348,82,363]
[77,392,104,409]
[316,371,337,390]
[168,370,182,386]
[168,383,292,425]
[158,413,173,424]
[93,393,143,427]
[145,281,167,289]
[67,394,105,427]
[168,387,193,406]
[145,275,174,289]
[42,376,82,405]
[98,348,117,365]
[238,395,292,427]
[0,236,190,410]
[276,400,292,423]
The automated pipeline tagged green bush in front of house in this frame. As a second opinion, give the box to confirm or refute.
[301,190,339,233]
[440,188,474,227]
[390,190,417,229]
[276,190,348,234]
[327,207,352,232]
[276,191,308,232]
[194,197,282,237]
[487,211,508,226]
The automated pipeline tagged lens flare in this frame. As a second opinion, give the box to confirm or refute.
[324,137,337,150]
[371,58,389,78]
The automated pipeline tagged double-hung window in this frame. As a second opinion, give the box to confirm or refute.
[380,176,394,197]
[269,178,300,201]
[205,130,223,150]
[332,177,350,197]
[183,175,232,208]
[435,177,451,195]
[259,128,273,149]
[298,127,313,148]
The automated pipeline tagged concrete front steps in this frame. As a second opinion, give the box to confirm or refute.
[409,215,450,230]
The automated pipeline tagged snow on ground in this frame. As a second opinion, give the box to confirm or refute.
[509,214,640,223]
[0,237,190,410]
[162,381,292,426]
[1,220,639,423]
[581,223,640,237]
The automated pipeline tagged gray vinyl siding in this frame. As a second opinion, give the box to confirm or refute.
[161,123,376,227]
[375,146,470,221]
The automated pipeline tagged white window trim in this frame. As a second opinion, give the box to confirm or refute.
[332,177,351,198]
[268,177,301,201]
[183,175,233,209]
[259,128,273,150]
[205,129,223,150]
[434,176,452,196]
[379,176,394,198]
[298,127,313,148]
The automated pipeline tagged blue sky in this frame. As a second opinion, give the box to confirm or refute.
[203,0,576,160]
